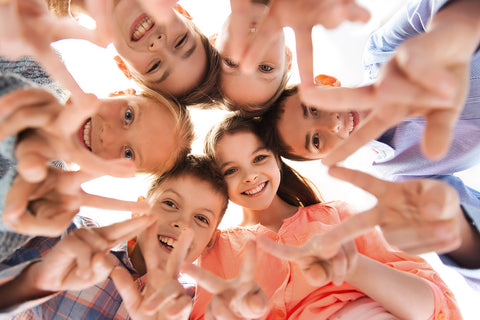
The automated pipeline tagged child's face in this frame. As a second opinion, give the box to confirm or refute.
[78,95,177,172]
[215,132,281,211]
[137,175,225,265]
[276,91,364,160]
[111,0,207,96]
[217,6,289,109]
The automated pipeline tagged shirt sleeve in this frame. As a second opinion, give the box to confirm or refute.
[363,0,450,80]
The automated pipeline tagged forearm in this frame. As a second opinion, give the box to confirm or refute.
[429,0,480,55]
[446,207,480,268]
[346,255,434,320]
[0,261,56,310]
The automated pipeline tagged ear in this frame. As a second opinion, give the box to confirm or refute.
[113,55,132,79]
[131,196,146,218]
[285,46,293,71]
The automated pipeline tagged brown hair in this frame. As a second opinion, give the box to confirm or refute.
[130,18,222,109]
[135,87,195,175]
[204,113,322,207]
[147,154,229,224]
[259,85,312,161]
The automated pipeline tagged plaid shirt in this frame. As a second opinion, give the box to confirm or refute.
[0,217,194,319]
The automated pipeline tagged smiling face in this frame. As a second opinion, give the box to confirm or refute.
[111,0,207,96]
[136,175,225,266]
[215,132,281,210]
[78,95,177,172]
[276,91,364,160]
[216,5,290,109]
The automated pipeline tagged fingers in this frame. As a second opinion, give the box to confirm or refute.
[166,228,194,277]
[237,240,256,283]
[80,192,150,213]
[256,236,304,261]
[142,221,163,271]
[421,109,457,159]
[182,263,226,294]
[294,27,314,87]
[226,0,253,62]
[299,85,376,112]
[111,267,143,313]
[327,166,390,198]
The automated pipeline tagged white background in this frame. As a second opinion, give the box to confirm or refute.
[53,0,480,318]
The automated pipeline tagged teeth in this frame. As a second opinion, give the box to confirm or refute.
[132,17,154,41]
[243,182,266,195]
[158,235,176,249]
[83,119,91,149]
[348,112,354,133]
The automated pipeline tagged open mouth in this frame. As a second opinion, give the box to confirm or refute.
[78,118,92,151]
[131,15,155,42]
[158,235,176,251]
[242,181,267,196]
[348,111,360,134]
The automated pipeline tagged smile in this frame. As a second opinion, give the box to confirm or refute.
[78,118,92,151]
[158,235,176,250]
[242,182,267,196]
[131,15,155,41]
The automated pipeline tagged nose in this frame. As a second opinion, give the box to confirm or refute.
[243,169,258,184]
[171,215,190,230]
[100,122,121,146]
[149,34,165,51]
[327,113,342,133]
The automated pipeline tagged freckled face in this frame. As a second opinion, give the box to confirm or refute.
[276,92,362,160]
[78,95,177,172]
[215,132,281,210]
[136,175,225,266]
[111,0,207,96]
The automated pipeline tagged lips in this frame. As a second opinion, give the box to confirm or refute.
[130,14,155,41]
[78,119,92,151]
[348,111,360,134]
[242,181,267,196]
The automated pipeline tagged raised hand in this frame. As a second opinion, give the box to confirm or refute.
[327,165,462,255]
[257,232,358,287]
[3,166,150,237]
[112,225,194,320]
[183,240,268,320]
[239,0,370,85]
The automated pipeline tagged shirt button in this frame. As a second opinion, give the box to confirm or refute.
[437,311,445,320]
[275,309,286,318]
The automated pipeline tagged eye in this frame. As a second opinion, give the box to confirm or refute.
[175,33,188,48]
[224,58,239,68]
[163,200,178,209]
[258,64,273,72]
[224,167,237,176]
[253,155,267,163]
[147,61,161,73]
[309,106,318,117]
[124,107,134,125]
[312,134,320,150]
[123,146,134,159]
[195,215,210,225]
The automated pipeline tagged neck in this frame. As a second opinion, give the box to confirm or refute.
[129,244,147,277]
[241,195,298,233]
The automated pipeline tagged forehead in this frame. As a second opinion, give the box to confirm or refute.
[151,175,225,217]
[277,93,308,156]
[216,132,264,161]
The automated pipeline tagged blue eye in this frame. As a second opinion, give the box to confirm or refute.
[259,64,273,72]
[124,107,134,124]
[124,147,133,159]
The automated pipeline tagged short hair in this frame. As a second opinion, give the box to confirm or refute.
[204,113,322,207]
[135,88,196,175]
[147,154,229,224]
[259,84,311,161]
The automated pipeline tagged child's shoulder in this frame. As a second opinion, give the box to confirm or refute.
[302,200,358,221]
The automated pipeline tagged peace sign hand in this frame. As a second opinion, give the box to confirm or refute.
[112,224,195,320]
[257,232,358,287]
[182,240,268,320]
[327,165,462,255]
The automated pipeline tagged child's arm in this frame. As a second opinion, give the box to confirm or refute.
[346,255,434,320]
[111,224,195,320]
[182,240,268,320]
[0,215,153,311]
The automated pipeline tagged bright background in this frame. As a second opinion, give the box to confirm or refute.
[53,0,480,318]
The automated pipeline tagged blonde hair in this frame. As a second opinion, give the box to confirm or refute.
[136,87,195,176]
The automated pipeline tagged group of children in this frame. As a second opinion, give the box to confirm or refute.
[0,0,479,318]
